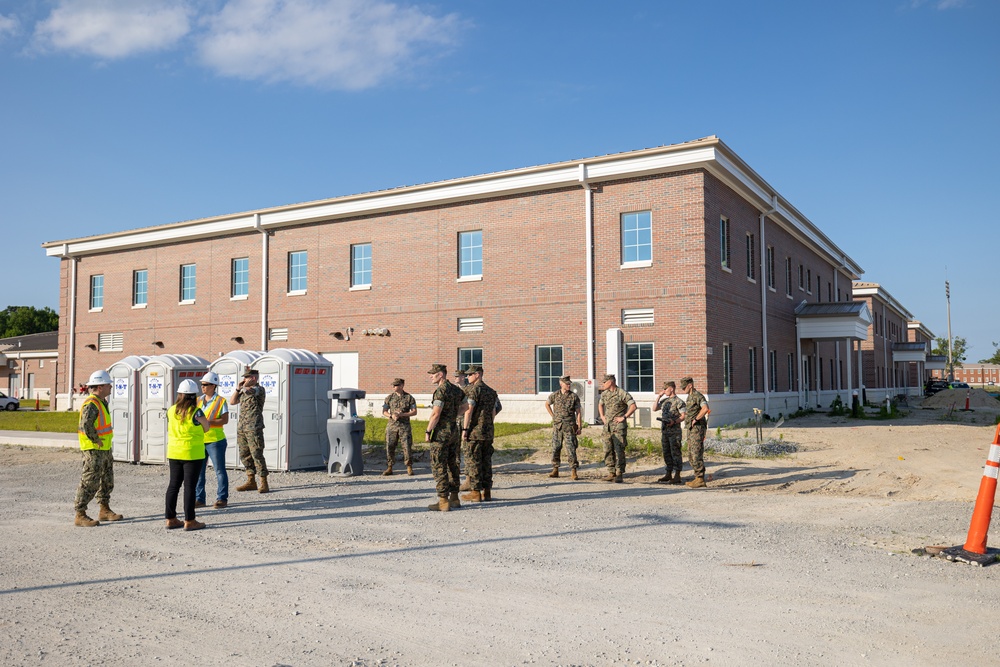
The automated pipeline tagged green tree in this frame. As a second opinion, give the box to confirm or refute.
[0,306,59,338]
[980,342,1000,365]
[932,335,968,376]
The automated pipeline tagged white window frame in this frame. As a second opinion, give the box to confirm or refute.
[132,269,148,308]
[458,347,483,371]
[720,217,731,271]
[621,211,652,268]
[90,275,104,311]
[232,258,249,299]
[624,342,654,393]
[749,347,757,393]
[288,251,308,294]
[180,264,196,304]
[458,231,483,280]
[536,345,564,394]
[351,243,372,289]
[746,233,756,281]
[723,343,732,394]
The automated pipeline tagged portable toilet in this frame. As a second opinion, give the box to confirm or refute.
[107,355,150,463]
[251,348,333,471]
[206,350,266,451]
[138,354,209,464]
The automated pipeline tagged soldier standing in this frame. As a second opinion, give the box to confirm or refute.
[598,373,636,483]
[424,364,466,511]
[680,376,711,488]
[545,376,582,480]
[460,365,499,502]
[454,369,470,490]
[230,368,270,494]
[382,378,417,476]
[653,380,686,484]
[73,370,123,527]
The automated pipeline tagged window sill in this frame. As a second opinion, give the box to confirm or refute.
[747,277,757,284]
[721,266,732,274]
[89,307,103,313]
[179,300,195,306]
[457,275,483,283]
[231,294,248,301]
[350,284,372,291]
[287,290,307,297]
[620,260,652,270]
[768,286,777,293]
[131,304,147,309]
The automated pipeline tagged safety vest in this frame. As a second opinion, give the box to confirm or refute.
[198,393,228,444]
[78,395,113,451]
[167,405,206,461]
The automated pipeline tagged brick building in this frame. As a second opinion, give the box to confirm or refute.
[0,331,59,403]
[44,136,872,424]
[940,364,1000,387]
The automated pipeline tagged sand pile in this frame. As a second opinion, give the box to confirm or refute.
[921,387,1000,408]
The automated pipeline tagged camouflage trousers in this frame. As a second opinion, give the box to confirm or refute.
[551,426,579,468]
[661,426,683,473]
[603,424,628,475]
[430,436,460,498]
[687,421,707,477]
[466,438,495,491]
[385,420,413,466]
[238,429,268,477]
[75,448,114,512]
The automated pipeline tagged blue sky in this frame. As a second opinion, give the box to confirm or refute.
[1,0,997,361]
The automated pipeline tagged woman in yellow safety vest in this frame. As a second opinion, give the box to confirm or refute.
[165,379,211,531]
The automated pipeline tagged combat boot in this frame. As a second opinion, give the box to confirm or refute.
[98,503,123,521]
[459,479,471,492]
[461,489,483,502]
[236,472,257,492]
[602,472,617,482]
[406,465,414,476]
[657,471,672,483]
[75,511,99,527]
[165,518,183,529]
[184,519,206,531]
[548,464,559,478]
[482,488,492,501]
[668,470,683,485]
[570,467,579,480]
[686,475,706,489]
[448,491,462,509]
[381,464,393,476]
[258,476,270,494]
[427,497,451,512]
[614,474,624,483]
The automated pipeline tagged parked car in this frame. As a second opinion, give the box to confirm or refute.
[950,382,970,389]
[924,380,950,396]
[0,391,19,411]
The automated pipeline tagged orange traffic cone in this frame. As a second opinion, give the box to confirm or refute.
[942,424,1000,566]
[965,389,971,411]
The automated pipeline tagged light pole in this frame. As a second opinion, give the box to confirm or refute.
[946,280,953,381]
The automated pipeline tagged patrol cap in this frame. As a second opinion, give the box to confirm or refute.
[242,368,259,377]
[679,376,694,387]
[391,378,404,386]
[559,375,572,384]
[428,363,447,375]
[602,373,616,383]
[466,365,483,374]
[453,368,467,377]
[663,380,676,389]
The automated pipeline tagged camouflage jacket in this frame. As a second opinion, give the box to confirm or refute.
[234,385,266,433]
[465,380,498,440]
[599,386,635,429]
[657,395,685,430]
[383,391,416,423]
[431,380,464,442]
[547,390,581,430]
[684,388,709,430]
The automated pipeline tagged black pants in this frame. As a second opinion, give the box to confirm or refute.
[166,458,204,522]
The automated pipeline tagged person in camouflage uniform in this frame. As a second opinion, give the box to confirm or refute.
[230,368,271,493]
[424,364,466,511]
[460,365,499,502]
[680,376,711,488]
[598,373,636,483]
[382,378,417,476]
[74,370,123,527]
[653,380,686,484]
[545,375,582,480]
[453,368,470,490]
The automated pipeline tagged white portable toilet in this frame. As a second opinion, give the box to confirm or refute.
[251,348,333,471]
[138,354,209,464]
[206,350,266,458]
[107,355,150,463]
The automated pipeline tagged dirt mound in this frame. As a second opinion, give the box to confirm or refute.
[921,387,1000,408]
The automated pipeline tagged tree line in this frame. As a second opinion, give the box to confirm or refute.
[0,306,59,339]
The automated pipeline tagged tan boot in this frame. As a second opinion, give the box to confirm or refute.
[668,470,683,485]
[406,465,414,476]
[75,511,99,527]
[427,497,451,512]
[548,465,559,478]
[570,468,579,480]
[448,492,462,509]
[603,472,616,482]
[482,488,492,501]
[165,518,183,529]
[461,489,483,502]
[686,475,706,489]
[459,479,471,492]
[258,476,270,494]
[614,474,624,484]
[236,472,257,492]
[382,465,393,476]
[184,519,206,531]
[98,503,123,521]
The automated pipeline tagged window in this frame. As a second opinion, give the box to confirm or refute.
[749,347,758,393]
[90,275,104,310]
[720,217,731,269]
[722,343,732,394]
[621,211,652,265]
[624,343,654,392]
[816,275,822,300]
[837,287,842,302]
[536,345,564,393]
[788,353,795,391]
[180,265,196,302]
[746,233,756,280]
[785,258,792,296]
[98,332,123,352]
[351,243,372,288]
[458,231,482,278]
[798,264,804,290]
[769,350,778,392]
[132,270,147,307]
[288,251,307,292]
[622,308,654,326]
[457,317,484,332]
[232,258,249,298]
[459,347,483,371]
[806,269,812,294]
[766,246,775,289]
[827,282,832,303]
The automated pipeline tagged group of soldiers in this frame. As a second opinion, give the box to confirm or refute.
[381,368,715,512]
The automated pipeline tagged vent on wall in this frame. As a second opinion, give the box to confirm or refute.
[269,328,289,341]
[98,332,124,352]
[458,317,484,332]
[622,308,654,326]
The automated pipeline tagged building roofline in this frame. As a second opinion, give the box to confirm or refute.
[852,281,914,320]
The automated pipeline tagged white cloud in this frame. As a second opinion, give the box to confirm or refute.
[195,0,463,89]
[909,0,967,9]
[32,0,193,59]
[0,14,20,41]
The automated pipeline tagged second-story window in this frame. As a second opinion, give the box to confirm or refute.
[621,211,652,265]
[232,258,249,298]
[458,231,482,279]
[352,243,372,288]
[180,265,196,302]
[288,251,308,293]
[90,275,104,310]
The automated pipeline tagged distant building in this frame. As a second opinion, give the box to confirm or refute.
[0,331,58,403]
[938,363,1000,386]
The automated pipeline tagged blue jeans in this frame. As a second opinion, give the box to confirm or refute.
[196,439,229,503]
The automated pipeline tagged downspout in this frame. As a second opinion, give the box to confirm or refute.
[759,195,777,414]
[579,164,595,381]
[254,213,269,351]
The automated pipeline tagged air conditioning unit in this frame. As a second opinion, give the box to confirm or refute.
[572,379,599,426]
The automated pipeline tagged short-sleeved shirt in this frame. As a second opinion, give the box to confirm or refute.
[465,380,499,440]
[383,391,416,423]
[431,380,465,441]
[657,395,685,429]
[234,385,266,433]
[599,386,635,424]
[684,388,709,429]
[547,390,581,429]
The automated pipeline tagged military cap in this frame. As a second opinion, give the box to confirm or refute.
[242,368,259,377]
[663,380,676,389]
[466,365,484,374]
[427,364,447,375]
[559,375,572,384]
[391,378,404,386]
[453,368,467,377]
[602,373,616,383]
[679,376,694,387]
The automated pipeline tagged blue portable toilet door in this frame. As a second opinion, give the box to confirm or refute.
[257,363,285,471]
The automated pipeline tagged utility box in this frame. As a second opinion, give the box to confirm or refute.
[327,388,366,476]
[633,406,652,428]
[207,350,266,456]
[108,355,150,463]
[251,348,332,471]
[138,354,209,464]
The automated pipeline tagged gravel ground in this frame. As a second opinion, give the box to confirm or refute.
[2,411,999,666]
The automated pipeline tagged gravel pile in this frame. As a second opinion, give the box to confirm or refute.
[706,435,798,458]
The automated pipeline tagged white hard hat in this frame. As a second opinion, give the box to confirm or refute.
[177,379,200,395]
[87,370,112,386]
[201,371,220,386]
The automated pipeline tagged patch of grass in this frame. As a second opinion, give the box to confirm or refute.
[361,417,548,448]
[0,410,79,433]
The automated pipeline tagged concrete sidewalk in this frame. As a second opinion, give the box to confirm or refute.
[0,430,76,449]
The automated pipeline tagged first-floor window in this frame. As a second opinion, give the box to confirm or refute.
[749,347,758,393]
[787,353,795,391]
[785,257,792,296]
[232,258,249,298]
[180,264,196,302]
[133,269,148,306]
[624,343,654,392]
[458,347,482,371]
[769,350,778,392]
[722,343,732,394]
[90,275,104,310]
[536,345,564,393]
